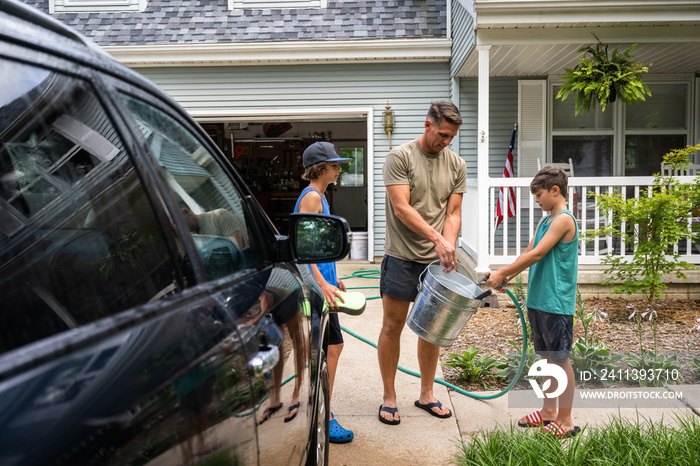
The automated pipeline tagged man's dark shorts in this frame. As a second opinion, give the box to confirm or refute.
[527,307,573,361]
[380,255,430,302]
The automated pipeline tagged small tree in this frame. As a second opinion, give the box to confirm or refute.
[587,144,700,310]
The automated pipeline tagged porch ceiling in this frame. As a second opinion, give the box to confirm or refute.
[456,19,700,77]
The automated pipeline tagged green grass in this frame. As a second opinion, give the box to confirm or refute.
[451,414,700,466]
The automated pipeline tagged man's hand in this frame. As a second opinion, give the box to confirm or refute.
[434,235,457,273]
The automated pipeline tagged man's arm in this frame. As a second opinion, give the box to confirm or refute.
[485,213,576,289]
[442,192,463,247]
[386,184,458,272]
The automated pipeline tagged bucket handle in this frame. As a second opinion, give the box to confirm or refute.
[473,274,492,300]
[417,263,493,300]
[416,260,441,292]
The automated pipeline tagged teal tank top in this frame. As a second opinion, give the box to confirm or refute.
[525,210,579,315]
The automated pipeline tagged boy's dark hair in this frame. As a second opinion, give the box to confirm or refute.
[426,101,463,126]
[302,161,331,181]
[530,166,568,195]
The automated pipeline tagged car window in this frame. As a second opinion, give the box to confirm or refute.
[0,58,180,354]
[120,94,264,280]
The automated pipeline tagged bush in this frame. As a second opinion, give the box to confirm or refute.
[442,345,501,389]
[495,339,539,384]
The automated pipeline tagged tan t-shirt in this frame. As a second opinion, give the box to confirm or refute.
[200,209,246,244]
[383,138,467,263]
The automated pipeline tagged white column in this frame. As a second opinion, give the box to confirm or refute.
[366,106,375,262]
[476,45,491,273]
[451,76,463,244]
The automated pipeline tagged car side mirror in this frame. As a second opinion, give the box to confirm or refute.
[288,213,350,263]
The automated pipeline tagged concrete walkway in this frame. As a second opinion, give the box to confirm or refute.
[328,260,700,465]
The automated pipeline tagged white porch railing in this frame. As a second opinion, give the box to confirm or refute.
[462,176,700,268]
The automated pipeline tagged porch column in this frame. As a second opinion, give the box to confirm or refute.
[476,45,491,273]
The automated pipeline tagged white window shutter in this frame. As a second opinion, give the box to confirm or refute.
[518,80,546,178]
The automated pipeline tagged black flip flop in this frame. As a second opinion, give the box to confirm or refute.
[284,402,300,423]
[258,403,282,425]
[414,400,452,419]
[378,405,400,425]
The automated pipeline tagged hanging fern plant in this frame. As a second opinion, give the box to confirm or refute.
[556,33,652,115]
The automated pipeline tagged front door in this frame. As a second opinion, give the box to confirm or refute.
[331,144,367,230]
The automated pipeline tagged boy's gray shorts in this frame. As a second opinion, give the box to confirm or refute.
[527,307,573,360]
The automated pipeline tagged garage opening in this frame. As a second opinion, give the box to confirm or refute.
[197,117,368,238]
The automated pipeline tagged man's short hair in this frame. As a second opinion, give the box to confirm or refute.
[426,101,463,126]
[530,166,568,195]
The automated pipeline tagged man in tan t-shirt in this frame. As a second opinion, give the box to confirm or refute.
[182,207,246,248]
[377,101,466,425]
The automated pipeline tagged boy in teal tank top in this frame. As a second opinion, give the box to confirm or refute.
[486,166,580,438]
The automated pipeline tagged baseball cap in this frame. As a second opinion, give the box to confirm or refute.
[302,141,352,168]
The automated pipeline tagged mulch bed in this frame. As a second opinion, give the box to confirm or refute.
[439,297,700,392]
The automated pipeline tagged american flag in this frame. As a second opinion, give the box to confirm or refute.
[495,124,517,229]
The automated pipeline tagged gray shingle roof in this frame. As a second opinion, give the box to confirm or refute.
[23,0,447,46]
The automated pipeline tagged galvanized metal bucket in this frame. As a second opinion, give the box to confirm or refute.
[406,261,491,347]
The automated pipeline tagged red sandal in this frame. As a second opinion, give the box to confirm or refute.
[517,411,552,427]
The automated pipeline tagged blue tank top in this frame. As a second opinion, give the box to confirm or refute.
[293,186,338,286]
[525,210,579,315]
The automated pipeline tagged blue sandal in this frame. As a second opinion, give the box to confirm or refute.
[329,413,354,444]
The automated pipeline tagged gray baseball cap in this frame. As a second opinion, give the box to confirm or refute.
[302,142,352,168]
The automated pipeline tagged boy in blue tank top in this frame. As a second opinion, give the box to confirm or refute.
[486,166,580,438]
[293,141,355,443]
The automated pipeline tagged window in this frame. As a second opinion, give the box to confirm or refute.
[120,95,263,280]
[0,59,179,353]
[551,84,614,176]
[624,82,689,176]
[50,0,146,13]
[338,146,364,187]
[550,79,692,176]
[229,0,325,9]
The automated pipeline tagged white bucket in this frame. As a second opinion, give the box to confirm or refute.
[349,232,368,260]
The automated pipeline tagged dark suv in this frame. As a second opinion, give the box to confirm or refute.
[0,1,348,464]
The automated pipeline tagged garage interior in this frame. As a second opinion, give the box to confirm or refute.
[200,119,368,236]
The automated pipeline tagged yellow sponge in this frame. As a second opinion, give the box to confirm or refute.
[329,291,366,316]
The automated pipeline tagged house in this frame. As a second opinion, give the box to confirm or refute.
[23,0,700,290]
[454,0,700,277]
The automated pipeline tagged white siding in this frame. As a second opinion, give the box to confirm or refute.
[138,62,451,257]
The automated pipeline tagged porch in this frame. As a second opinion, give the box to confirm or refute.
[459,175,700,299]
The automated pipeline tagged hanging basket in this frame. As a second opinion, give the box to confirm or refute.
[556,33,651,115]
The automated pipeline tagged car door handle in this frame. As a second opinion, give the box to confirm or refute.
[246,344,280,377]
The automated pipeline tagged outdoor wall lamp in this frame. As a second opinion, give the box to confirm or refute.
[383,101,395,149]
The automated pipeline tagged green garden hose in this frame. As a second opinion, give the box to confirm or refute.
[339,271,528,400]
